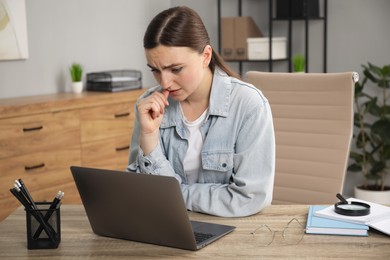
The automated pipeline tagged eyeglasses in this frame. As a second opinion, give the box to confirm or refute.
[250,218,305,247]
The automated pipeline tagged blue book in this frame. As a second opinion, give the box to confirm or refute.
[306,205,369,236]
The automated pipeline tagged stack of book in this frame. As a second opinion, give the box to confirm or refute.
[306,198,390,236]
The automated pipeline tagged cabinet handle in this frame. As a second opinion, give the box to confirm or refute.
[115,112,130,118]
[115,145,130,151]
[23,126,43,132]
[24,163,45,171]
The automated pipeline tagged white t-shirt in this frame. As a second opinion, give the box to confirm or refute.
[181,106,208,184]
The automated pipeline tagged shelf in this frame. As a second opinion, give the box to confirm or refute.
[217,0,327,74]
[271,17,326,21]
[226,58,289,62]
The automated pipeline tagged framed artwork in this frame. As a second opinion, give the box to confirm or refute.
[0,0,28,60]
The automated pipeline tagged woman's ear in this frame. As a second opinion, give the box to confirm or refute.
[202,45,213,68]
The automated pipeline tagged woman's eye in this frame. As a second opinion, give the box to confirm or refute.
[171,67,182,74]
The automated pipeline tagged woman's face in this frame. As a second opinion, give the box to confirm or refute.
[145,45,212,102]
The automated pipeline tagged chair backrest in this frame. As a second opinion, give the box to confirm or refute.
[246,71,356,205]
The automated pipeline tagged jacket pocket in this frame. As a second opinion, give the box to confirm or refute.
[202,151,233,172]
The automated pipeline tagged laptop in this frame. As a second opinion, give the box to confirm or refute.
[70,166,236,251]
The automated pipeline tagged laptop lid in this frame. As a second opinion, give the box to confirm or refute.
[70,166,235,251]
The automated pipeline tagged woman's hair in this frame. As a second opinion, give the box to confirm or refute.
[144,6,239,79]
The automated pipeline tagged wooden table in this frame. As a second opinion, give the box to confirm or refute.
[1,205,389,259]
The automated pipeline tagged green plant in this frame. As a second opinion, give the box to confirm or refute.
[348,63,390,191]
[69,63,83,82]
[292,54,305,72]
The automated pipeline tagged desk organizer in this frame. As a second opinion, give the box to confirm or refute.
[25,202,61,249]
[86,70,142,92]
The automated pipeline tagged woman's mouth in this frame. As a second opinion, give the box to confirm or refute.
[169,89,180,96]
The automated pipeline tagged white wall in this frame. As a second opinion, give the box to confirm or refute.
[0,0,170,98]
[172,0,390,75]
[2,0,389,98]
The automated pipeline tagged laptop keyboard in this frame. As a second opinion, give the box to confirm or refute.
[194,232,214,244]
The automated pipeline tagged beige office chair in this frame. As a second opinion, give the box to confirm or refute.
[246,71,357,205]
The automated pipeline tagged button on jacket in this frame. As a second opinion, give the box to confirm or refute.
[127,69,275,217]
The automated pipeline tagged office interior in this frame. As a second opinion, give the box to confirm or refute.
[1,0,390,217]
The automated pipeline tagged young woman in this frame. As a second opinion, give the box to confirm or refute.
[127,6,275,217]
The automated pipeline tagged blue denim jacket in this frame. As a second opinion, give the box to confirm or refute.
[127,69,275,217]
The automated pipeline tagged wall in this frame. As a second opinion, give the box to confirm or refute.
[0,0,170,98]
[173,0,390,75]
[2,0,389,98]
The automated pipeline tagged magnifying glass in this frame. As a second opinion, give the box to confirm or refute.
[334,193,370,216]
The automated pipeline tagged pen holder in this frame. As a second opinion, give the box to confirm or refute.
[25,202,61,249]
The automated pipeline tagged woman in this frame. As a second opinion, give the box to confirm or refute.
[127,6,275,217]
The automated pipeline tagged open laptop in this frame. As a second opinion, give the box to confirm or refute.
[70,166,235,251]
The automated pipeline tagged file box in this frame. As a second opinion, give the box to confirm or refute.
[247,37,287,60]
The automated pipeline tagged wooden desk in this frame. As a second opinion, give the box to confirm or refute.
[0,205,389,259]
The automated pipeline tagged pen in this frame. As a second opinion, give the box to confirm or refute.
[10,186,31,209]
[33,191,64,239]
[10,185,53,236]
[14,179,56,241]
[15,179,35,207]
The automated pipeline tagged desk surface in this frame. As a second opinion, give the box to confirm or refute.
[1,205,389,259]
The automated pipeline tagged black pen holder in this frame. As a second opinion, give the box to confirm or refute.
[25,202,61,249]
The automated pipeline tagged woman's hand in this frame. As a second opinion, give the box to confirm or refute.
[137,90,169,155]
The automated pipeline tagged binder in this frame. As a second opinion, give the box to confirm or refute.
[221,17,235,60]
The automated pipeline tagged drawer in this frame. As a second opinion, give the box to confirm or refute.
[0,146,81,201]
[0,147,82,221]
[81,135,133,171]
[80,102,135,143]
[0,110,80,159]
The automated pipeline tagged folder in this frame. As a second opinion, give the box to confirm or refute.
[221,17,235,60]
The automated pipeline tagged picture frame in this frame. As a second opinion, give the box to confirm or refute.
[0,0,28,60]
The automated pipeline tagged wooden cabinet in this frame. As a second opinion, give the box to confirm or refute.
[80,102,137,170]
[0,89,145,221]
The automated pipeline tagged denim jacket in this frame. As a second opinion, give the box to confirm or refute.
[127,69,275,217]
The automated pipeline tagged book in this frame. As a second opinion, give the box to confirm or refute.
[306,205,369,236]
[314,198,390,235]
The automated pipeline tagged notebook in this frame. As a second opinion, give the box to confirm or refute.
[305,205,368,236]
[70,166,236,251]
[314,198,390,236]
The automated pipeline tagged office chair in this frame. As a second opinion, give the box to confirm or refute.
[246,71,357,204]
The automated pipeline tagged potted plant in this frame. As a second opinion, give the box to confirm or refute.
[69,63,83,93]
[292,54,305,72]
[348,62,390,204]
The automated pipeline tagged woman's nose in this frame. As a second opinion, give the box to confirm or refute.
[160,72,172,89]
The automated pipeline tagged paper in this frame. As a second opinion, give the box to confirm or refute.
[368,218,390,236]
[314,198,390,236]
